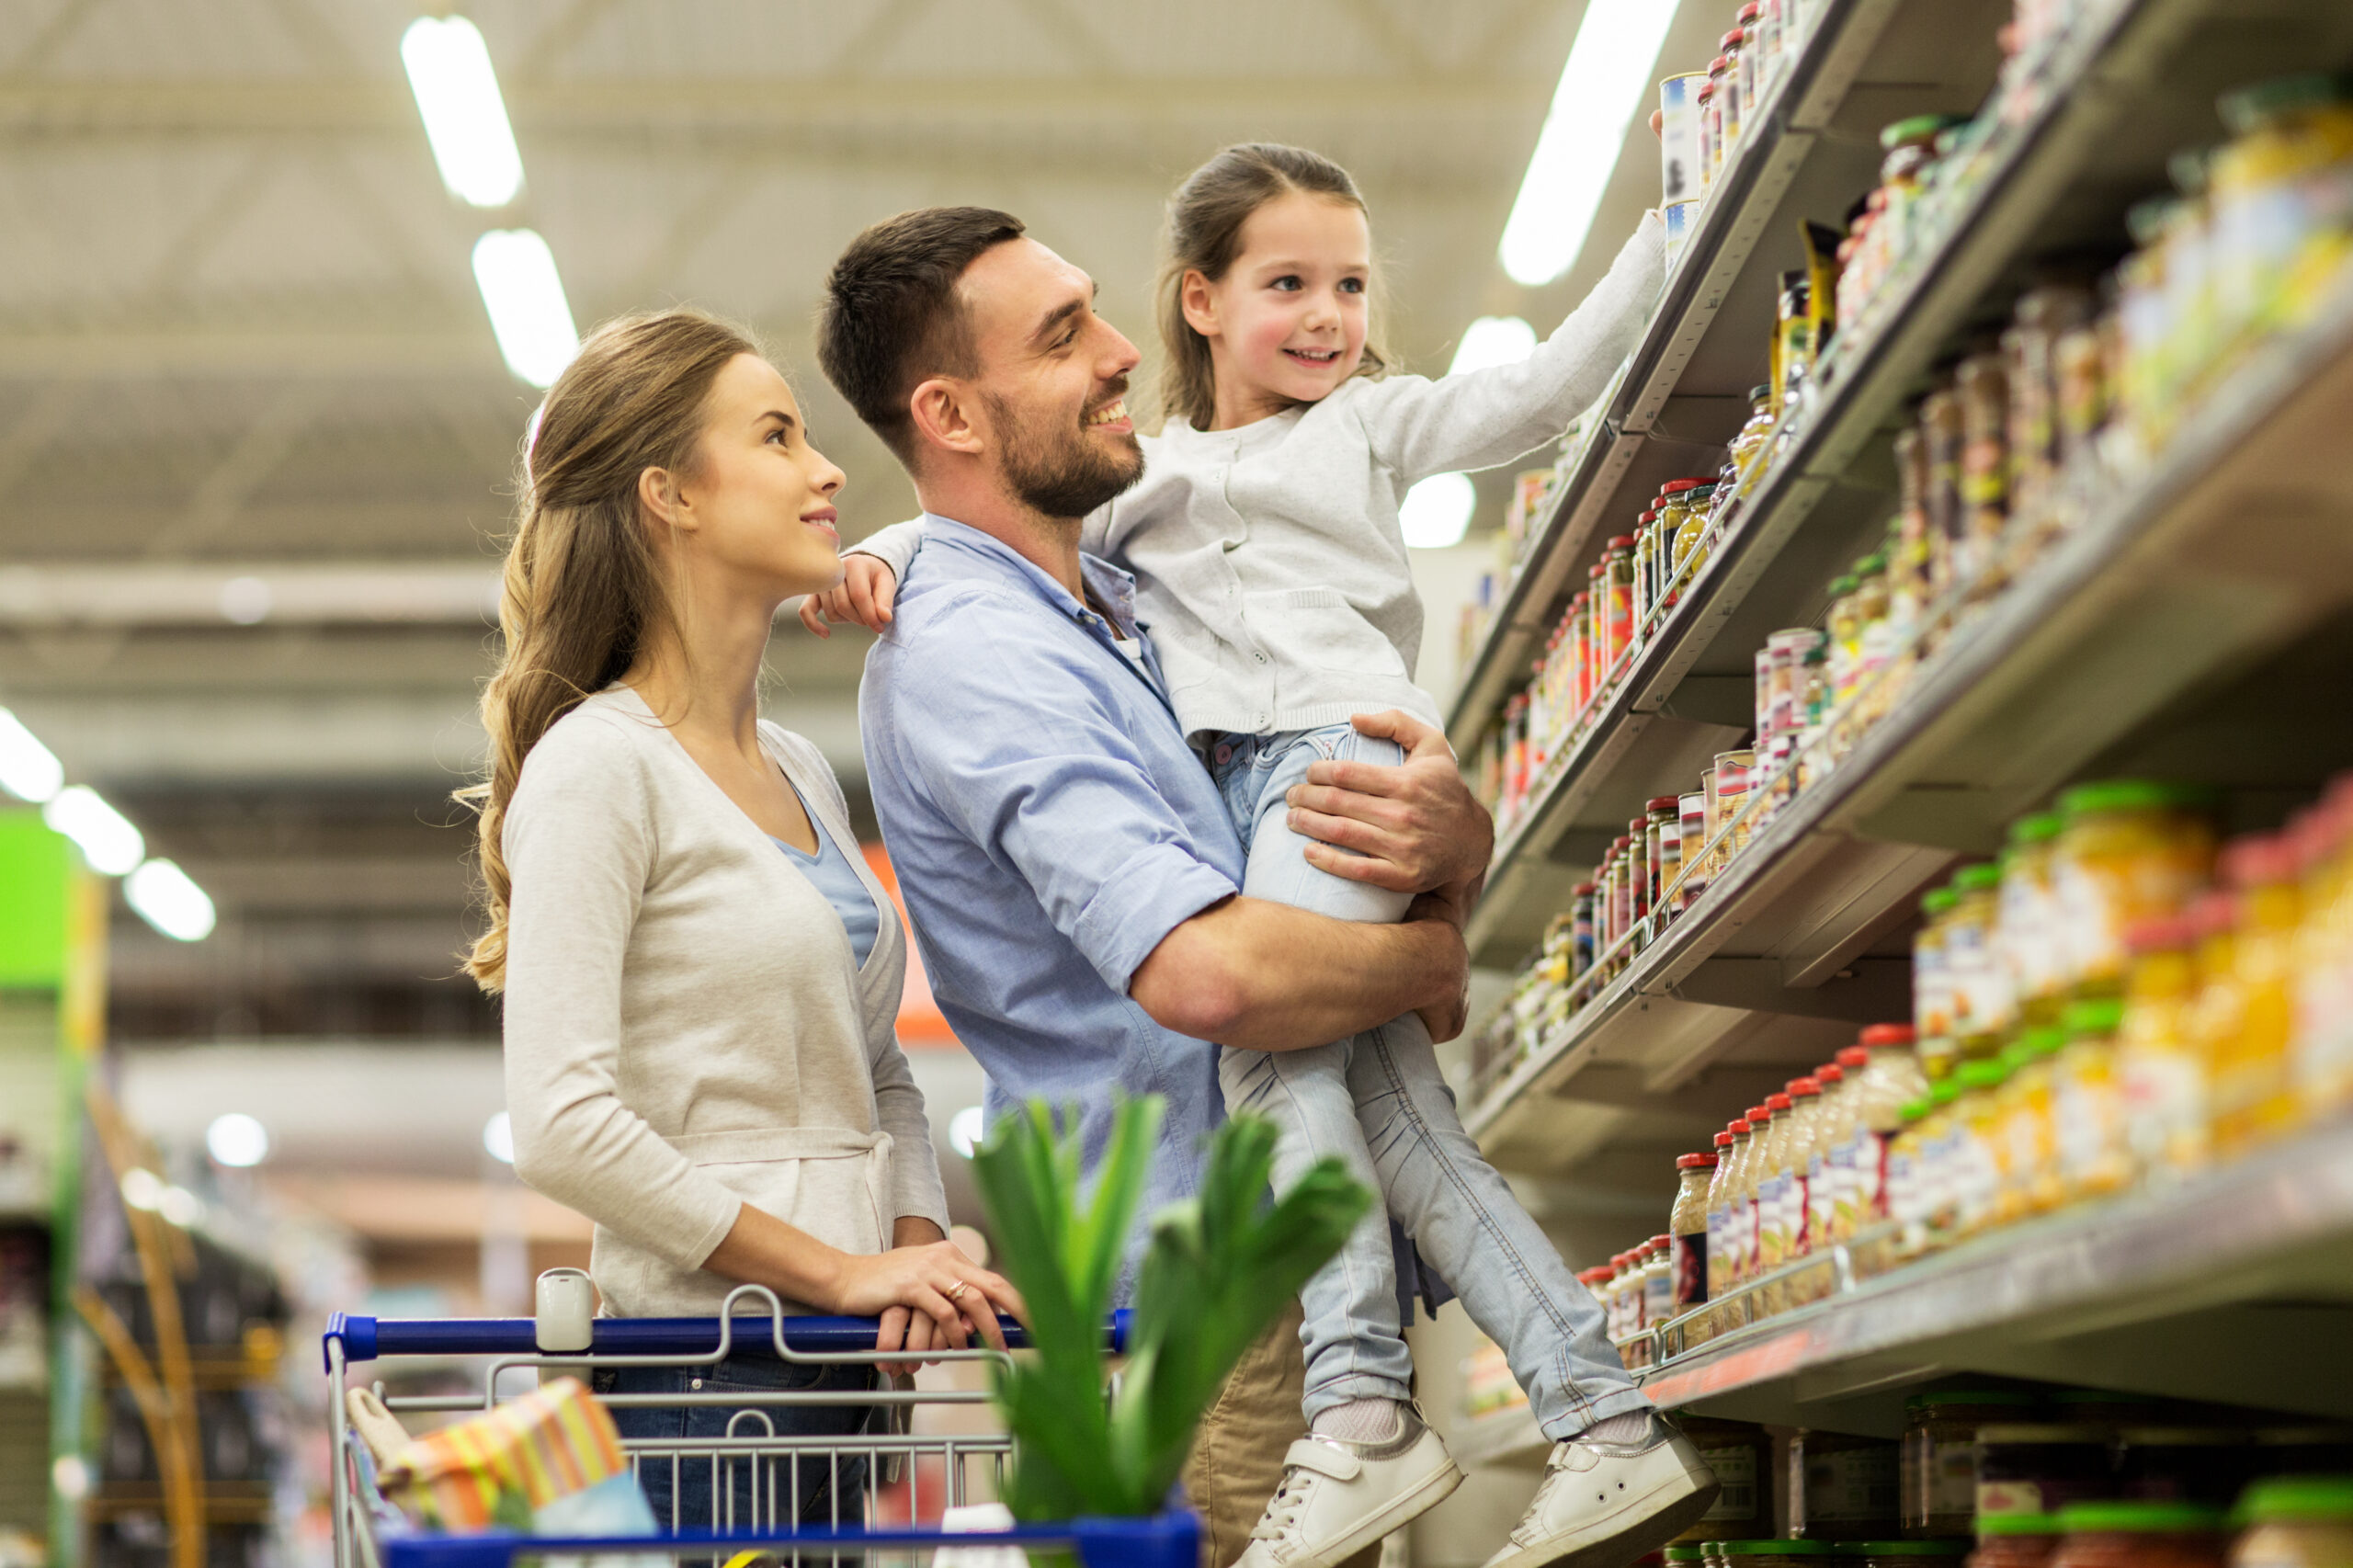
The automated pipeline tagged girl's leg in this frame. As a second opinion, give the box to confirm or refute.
[1213,725,1414,1424]
[1347,1013,1652,1440]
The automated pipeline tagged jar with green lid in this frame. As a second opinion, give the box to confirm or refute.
[2052,998,2131,1201]
[1947,865,2013,1062]
[1919,1078,1967,1241]
[1825,574,1865,710]
[1721,1542,1837,1568]
[1904,1390,2040,1536]
[1858,1542,1972,1568]
[1668,1547,1711,1567]
[1798,1429,1903,1539]
[1971,1515,2066,1568]
[1950,1057,2010,1236]
[1915,887,1963,1076]
[1852,553,1894,721]
[2050,1503,2227,1568]
[1677,1417,1774,1540]
[1677,481,1723,582]
[2052,782,2220,1000]
[2231,1475,2353,1568]
[2211,74,2353,347]
[1885,1097,1933,1262]
[2000,815,2070,1028]
[1995,1028,2066,1221]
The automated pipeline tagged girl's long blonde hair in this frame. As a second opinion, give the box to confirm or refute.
[459,308,758,990]
[1154,142,1392,430]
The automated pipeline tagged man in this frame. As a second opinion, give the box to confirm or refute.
[812,207,1685,1568]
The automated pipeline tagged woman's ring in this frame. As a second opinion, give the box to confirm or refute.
[945,1279,968,1301]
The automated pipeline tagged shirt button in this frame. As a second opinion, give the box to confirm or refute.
[1252,651,1268,665]
[689,1377,703,1390]
[1255,712,1270,730]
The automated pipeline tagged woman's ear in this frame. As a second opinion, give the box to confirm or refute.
[909,379,986,460]
[636,465,691,534]
[1179,269,1222,341]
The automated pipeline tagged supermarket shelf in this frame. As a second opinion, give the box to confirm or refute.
[1470,264,2353,1176]
[1454,1404,1549,1471]
[1631,1119,2353,1431]
[1445,0,2007,751]
[1459,0,2353,968]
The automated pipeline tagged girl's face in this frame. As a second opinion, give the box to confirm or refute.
[663,353,848,602]
[1182,190,1370,426]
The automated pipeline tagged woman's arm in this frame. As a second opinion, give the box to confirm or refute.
[1350,214,1667,486]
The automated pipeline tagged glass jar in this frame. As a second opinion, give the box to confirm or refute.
[1717,30,1747,157]
[1904,1390,2039,1537]
[2231,1475,2353,1568]
[1803,1062,1850,1261]
[1679,1418,1774,1540]
[1708,54,1736,178]
[2048,1503,2227,1568]
[1796,1430,1902,1539]
[1627,816,1654,940]
[1672,1151,1719,1311]
[1948,864,2013,1062]
[1824,574,1863,710]
[1996,1028,2065,1221]
[2051,781,2219,1001]
[2001,814,2071,1028]
[2053,997,2131,1202]
[1970,1516,2067,1568]
[1752,1089,1797,1305]
[1712,749,1758,859]
[1949,1057,2009,1237]
[1851,552,1893,715]
[1569,881,1598,981]
[1885,1097,1932,1262]
[1977,1426,2118,1522]
[1918,1078,1965,1241]
[2117,915,2208,1176]
[2210,834,2302,1153]
[1921,388,1965,602]
[1658,813,1688,926]
[1679,790,1713,909]
[1697,80,1720,196]
[1703,1125,1742,1341]
[1646,796,1683,915]
[1604,535,1638,674]
[1733,1103,1773,1301]
[1735,6,1765,124]
[1916,888,1962,1076]
[2211,76,2353,344]
[1843,1023,1929,1237]
[1642,1233,1675,1354]
[1955,352,2012,592]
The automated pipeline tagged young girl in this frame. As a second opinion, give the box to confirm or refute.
[817,146,1715,1568]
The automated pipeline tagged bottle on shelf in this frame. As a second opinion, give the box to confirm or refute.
[1671,1150,1718,1321]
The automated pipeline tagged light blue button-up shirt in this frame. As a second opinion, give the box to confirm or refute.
[859,515,1244,1267]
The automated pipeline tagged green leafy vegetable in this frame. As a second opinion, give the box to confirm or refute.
[969,1094,1372,1521]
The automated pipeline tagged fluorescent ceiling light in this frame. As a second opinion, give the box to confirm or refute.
[473,230,580,389]
[1500,0,1681,286]
[1401,472,1478,551]
[400,16,524,208]
[126,858,216,942]
[206,1112,271,1168]
[0,708,63,802]
[1449,316,1539,377]
[43,785,142,875]
[483,1110,516,1164]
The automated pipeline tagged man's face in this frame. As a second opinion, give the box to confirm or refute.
[957,237,1145,520]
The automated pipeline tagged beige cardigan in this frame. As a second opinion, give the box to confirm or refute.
[500,685,951,1318]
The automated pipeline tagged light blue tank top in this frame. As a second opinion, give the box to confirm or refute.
[770,794,880,970]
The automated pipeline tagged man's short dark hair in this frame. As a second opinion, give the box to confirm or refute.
[817,206,1027,465]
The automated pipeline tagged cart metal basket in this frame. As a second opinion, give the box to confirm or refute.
[324,1284,1191,1567]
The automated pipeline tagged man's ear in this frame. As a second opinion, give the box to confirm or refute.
[909,378,986,460]
[1179,269,1222,340]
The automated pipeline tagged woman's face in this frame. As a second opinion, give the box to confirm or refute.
[668,353,848,600]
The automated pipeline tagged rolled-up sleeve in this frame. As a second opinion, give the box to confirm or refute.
[877,593,1239,996]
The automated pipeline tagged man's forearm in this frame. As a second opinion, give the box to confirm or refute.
[1129,896,1464,1052]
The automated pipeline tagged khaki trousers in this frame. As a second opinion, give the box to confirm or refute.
[1181,1299,1384,1568]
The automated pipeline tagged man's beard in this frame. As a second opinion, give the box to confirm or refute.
[987,390,1145,520]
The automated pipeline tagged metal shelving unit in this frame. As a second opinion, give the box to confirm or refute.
[1458,0,2353,969]
[1470,267,2353,1176]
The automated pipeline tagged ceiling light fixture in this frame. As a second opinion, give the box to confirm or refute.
[1499,0,1681,287]
[1400,472,1479,551]
[949,1105,985,1159]
[472,230,580,389]
[206,1113,271,1168]
[483,1110,517,1164]
[43,785,143,876]
[1449,316,1539,377]
[400,15,525,208]
[0,708,63,803]
[126,859,217,942]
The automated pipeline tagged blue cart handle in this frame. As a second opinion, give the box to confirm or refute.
[325,1307,1131,1369]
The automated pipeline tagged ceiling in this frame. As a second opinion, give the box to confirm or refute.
[0,0,1663,1046]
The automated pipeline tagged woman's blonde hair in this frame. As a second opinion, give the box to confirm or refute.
[459,308,759,990]
[1154,142,1392,430]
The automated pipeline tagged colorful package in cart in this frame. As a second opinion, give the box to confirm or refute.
[380,1374,658,1538]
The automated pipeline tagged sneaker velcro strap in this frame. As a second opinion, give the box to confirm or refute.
[1281,1438,1365,1483]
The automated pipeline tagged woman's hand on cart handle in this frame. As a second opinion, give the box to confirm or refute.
[873,1217,1019,1377]
[835,1238,1025,1360]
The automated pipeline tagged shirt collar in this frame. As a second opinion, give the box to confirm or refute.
[916,512,1146,642]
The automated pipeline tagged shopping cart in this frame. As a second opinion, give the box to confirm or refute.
[324,1283,1196,1567]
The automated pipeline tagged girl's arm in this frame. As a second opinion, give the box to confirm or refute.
[1352,213,1666,487]
[810,502,1121,635]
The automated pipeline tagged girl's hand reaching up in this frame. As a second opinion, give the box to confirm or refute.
[797,555,899,638]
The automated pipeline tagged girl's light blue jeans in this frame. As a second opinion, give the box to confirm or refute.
[1208,722,1648,1440]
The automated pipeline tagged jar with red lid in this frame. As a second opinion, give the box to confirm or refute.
[1671,1151,1718,1312]
[1603,534,1638,670]
[1716,35,1745,159]
[1585,561,1611,701]
[1646,795,1683,915]
[1735,4,1766,123]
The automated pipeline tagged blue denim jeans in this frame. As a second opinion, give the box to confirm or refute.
[1208,723,1648,1439]
[595,1354,875,1538]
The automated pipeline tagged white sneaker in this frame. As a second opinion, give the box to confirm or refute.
[1235,1410,1464,1568]
[1479,1416,1722,1568]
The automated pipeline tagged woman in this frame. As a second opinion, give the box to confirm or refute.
[461,308,1020,1532]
